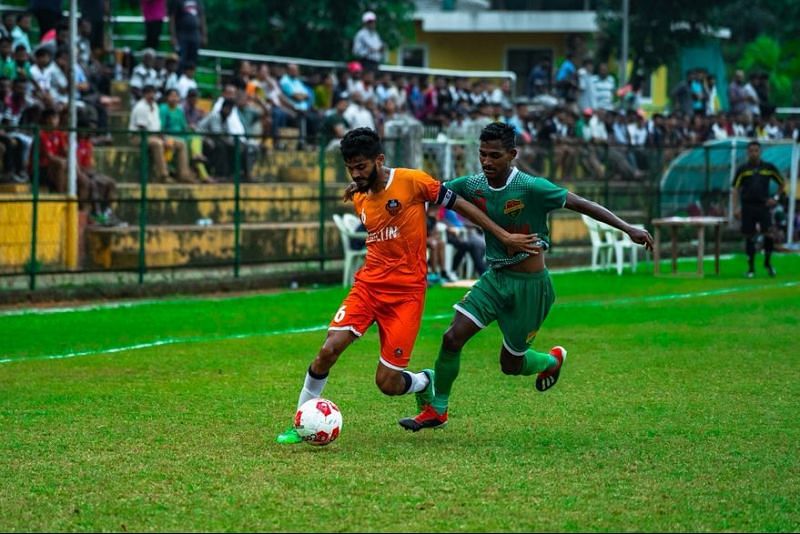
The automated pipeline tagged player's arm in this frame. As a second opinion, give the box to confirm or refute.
[436,186,540,255]
[565,192,654,250]
[767,164,787,207]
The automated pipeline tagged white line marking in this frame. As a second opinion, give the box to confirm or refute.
[1,280,797,365]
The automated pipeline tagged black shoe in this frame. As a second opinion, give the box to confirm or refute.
[766,265,776,278]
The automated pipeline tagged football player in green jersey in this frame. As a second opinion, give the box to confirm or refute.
[399,122,654,431]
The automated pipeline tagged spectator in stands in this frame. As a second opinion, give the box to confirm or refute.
[352,11,383,73]
[314,72,335,111]
[182,87,204,128]
[160,87,209,181]
[37,108,89,200]
[279,63,319,144]
[29,47,57,101]
[247,63,294,146]
[320,92,349,151]
[577,58,595,111]
[705,74,720,116]
[0,13,15,40]
[743,73,760,119]
[76,116,123,226]
[728,70,748,118]
[78,0,107,51]
[690,70,707,116]
[441,207,486,278]
[141,0,166,50]
[344,90,375,131]
[0,77,26,183]
[0,37,15,79]
[129,84,192,183]
[169,0,206,73]
[175,61,196,98]
[3,77,34,181]
[555,52,577,101]
[11,13,31,54]
[29,0,62,39]
[591,62,615,112]
[161,52,180,94]
[527,60,550,98]
[197,97,238,179]
[12,44,31,80]
[129,48,161,101]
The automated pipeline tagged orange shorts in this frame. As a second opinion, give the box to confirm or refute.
[328,282,425,370]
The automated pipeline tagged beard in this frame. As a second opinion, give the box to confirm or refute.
[353,164,380,193]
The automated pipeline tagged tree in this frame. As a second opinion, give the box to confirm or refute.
[737,35,800,106]
[595,0,723,79]
[204,0,416,62]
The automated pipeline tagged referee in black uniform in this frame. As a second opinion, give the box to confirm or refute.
[732,140,786,278]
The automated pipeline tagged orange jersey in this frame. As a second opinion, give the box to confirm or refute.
[352,168,442,292]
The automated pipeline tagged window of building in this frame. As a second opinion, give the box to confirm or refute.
[399,46,427,68]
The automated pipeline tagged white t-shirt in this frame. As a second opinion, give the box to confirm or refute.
[592,74,616,111]
[129,98,161,132]
[176,74,198,99]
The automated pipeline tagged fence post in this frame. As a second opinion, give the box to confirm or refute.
[28,126,40,290]
[137,131,149,285]
[318,141,327,272]
[233,134,242,278]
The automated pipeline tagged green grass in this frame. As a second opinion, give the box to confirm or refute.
[1,254,799,532]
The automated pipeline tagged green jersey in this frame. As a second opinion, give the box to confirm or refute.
[446,167,568,269]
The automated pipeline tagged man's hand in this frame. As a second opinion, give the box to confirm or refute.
[628,226,654,251]
[501,233,542,255]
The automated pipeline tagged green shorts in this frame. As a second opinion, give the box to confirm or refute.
[454,268,555,355]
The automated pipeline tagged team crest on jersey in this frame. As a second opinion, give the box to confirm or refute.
[504,199,525,219]
[385,199,402,216]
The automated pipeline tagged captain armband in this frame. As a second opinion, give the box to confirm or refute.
[435,185,458,209]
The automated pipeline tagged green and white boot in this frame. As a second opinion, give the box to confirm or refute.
[415,369,436,412]
[276,426,303,444]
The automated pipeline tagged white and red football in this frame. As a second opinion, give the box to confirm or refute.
[294,398,342,446]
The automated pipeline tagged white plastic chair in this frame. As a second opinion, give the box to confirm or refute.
[332,213,368,287]
[600,222,646,275]
[581,214,614,271]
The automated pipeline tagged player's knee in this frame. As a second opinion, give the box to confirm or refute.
[442,328,465,352]
[317,342,342,367]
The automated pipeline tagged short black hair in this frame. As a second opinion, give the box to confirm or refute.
[479,122,516,150]
[748,140,761,149]
[340,127,382,161]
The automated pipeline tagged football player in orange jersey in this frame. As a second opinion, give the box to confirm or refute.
[277,128,540,444]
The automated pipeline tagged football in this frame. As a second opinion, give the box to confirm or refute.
[294,398,343,446]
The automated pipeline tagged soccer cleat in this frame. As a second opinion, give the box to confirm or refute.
[745,271,755,279]
[766,265,776,278]
[536,346,567,392]
[415,369,435,413]
[398,404,448,432]
[276,426,303,445]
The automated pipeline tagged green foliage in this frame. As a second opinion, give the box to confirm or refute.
[1,255,799,531]
[203,0,416,61]
[738,35,800,106]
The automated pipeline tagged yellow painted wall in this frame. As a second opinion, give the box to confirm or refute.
[0,194,69,270]
[418,32,569,71]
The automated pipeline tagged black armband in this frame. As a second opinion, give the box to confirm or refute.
[435,185,458,209]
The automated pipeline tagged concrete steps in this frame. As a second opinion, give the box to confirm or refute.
[85,220,341,269]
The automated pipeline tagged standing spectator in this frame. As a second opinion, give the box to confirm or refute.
[0,38,17,79]
[29,0,62,40]
[129,84,192,183]
[705,74,720,116]
[689,70,707,116]
[0,13,15,40]
[743,73,760,119]
[555,52,577,101]
[169,0,206,73]
[732,140,785,278]
[577,58,595,111]
[591,62,615,111]
[141,0,166,50]
[351,11,383,73]
[728,70,748,117]
[527,60,549,98]
[11,13,32,54]
[78,0,108,51]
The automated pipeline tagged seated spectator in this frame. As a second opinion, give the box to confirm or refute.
[441,207,486,278]
[161,53,180,95]
[343,90,374,131]
[160,88,210,182]
[129,48,161,102]
[175,62,198,99]
[248,63,294,146]
[279,62,319,144]
[29,47,58,104]
[11,44,31,81]
[197,98,245,181]
[37,108,87,200]
[11,13,31,54]
[182,88,205,128]
[76,117,123,226]
[0,12,15,40]
[3,77,35,181]
[128,84,193,183]
[320,93,350,151]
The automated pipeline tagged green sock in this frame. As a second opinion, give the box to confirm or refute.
[520,349,557,376]
[431,347,461,415]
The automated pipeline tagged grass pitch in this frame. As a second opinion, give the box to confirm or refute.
[1,254,799,532]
